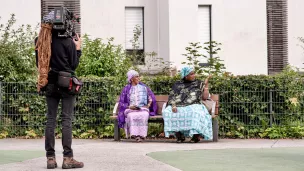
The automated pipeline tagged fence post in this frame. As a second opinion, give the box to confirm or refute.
[0,82,2,120]
[269,89,273,127]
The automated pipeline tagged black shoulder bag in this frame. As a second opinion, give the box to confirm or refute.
[57,71,83,95]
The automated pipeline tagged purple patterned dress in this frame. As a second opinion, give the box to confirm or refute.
[118,82,157,138]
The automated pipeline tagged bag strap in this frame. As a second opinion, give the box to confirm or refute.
[200,82,204,90]
[51,69,75,76]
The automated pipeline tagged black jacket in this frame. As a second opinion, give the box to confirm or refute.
[35,35,82,84]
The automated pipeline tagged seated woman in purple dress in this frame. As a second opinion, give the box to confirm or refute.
[117,70,157,142]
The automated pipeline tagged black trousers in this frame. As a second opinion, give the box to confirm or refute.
[45,84,75,157]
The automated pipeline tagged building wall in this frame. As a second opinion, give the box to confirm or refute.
[0,0,40,29]
[168,0,268,75]
[81,0,159,54]
[0,0,159,54]
[158,0,170,64]
[288,0,304,71]
[81,0,161,72]
[0,0,286,75]
[80,0,125,44]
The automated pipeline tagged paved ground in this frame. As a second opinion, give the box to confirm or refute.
[149,147,304,171]
[1,139,304,171]
[0,150,44,165]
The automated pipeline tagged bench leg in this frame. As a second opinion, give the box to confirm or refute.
[212,118,219,142]
[114,119,121,141]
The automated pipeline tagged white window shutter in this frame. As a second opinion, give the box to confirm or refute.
[198,6,211,59]
[125,7,144,50]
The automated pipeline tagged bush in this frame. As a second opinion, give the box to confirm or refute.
[0,14,37,82]
[1,15,304,139]
[76,36,133,78]
[1,67,304,139]
[182,41,225,76]
[210,67,304,138]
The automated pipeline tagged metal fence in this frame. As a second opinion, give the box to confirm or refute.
[0,80,303,139]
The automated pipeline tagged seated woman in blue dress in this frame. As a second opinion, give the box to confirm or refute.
[163,66,213,143]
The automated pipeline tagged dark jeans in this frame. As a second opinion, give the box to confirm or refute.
[45,84,76,157]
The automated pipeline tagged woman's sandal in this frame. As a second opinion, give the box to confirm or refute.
[190,134,200,143]
[176,132,186,143]
[135,136,142,143]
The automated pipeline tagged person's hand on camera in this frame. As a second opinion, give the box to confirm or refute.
[73,34,81,50]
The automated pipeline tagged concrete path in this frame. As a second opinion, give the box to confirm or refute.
[1,139,304,171]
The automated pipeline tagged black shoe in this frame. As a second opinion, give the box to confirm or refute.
[190,134,200,143]
[175,132,185,143]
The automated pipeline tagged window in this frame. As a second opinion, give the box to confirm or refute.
[267,0,288,74]
[198,5,211,63]
[41,0,81,34]
[125,7,144,64]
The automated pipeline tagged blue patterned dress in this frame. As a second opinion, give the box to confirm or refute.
[163,80,213,140]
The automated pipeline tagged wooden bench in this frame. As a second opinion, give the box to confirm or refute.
[111,95,220,142]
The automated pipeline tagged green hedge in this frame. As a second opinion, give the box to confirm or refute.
[1,69,304,139]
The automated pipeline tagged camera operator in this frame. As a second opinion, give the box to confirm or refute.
[35,9,84,169]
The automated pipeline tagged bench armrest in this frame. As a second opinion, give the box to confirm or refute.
[211,100,216,117]
[112,102,119,116]
[162,102,167,113]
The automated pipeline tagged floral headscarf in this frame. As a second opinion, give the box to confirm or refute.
[127,70,139,83]
[180,66,194,79]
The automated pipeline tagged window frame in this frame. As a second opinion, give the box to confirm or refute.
[125,6,145,65]
[198,5,212,66]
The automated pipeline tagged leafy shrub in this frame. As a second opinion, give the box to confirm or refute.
[0,14,37,82]
[182,41,225,76]
[1,15,304,139]
[1,67,304,139]
[0,130,8,139]
[76,36,132,78]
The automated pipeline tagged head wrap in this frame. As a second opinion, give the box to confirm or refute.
[127,70,139,83]
[180,66,194,79]
[42,11,54,23]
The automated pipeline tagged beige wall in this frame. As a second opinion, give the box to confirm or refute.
[81,0,160,72]
[81,0,159,53]
[0,0,40,29]
[81,0,269,75]
[288,0,304,71]
[81,0,125,44]
[1,0,291,75]
[158,0,170,64]
[168,0,268,75]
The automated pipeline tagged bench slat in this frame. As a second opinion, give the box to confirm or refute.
[110,114,217,119]
[112,94,219,117]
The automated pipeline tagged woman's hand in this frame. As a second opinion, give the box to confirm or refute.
[142,105,149,109]
[202,75,211,100]
[205,75,212,85]
[129,106,138,110]
[172,106,177,113]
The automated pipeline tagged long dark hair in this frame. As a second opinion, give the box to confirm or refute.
[36,23,53,91]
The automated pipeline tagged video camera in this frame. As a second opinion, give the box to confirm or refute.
[52,7,80,38]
